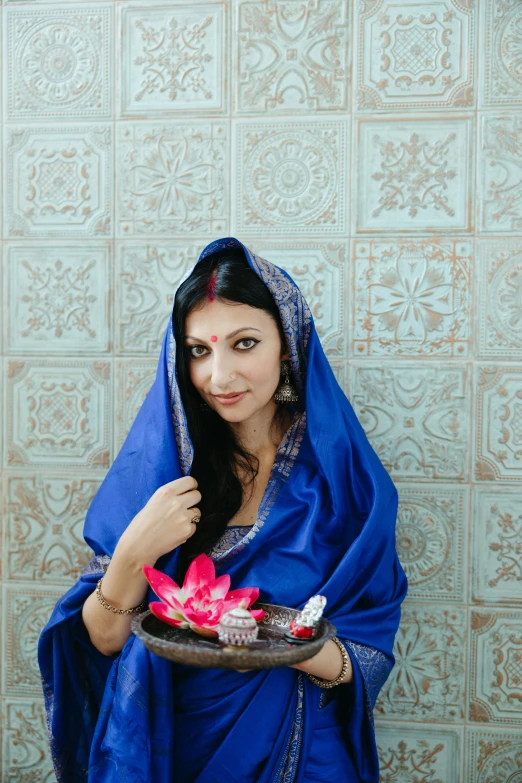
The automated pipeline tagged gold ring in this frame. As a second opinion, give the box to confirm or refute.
[191,515,200,525]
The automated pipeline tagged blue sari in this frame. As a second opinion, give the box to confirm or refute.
[38,237,407,782]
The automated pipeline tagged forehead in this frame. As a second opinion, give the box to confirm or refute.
[185,300,275,332]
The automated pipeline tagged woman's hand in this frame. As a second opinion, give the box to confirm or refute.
[290,640,353,684]
[118,476,201,567]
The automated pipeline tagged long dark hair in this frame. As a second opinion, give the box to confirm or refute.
[172,248,294,577]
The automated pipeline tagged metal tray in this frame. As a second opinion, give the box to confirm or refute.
[131,602,336,669]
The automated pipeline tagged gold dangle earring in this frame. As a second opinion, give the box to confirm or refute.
[274,360,299,404]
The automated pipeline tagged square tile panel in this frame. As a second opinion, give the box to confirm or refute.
[117,122,228,236]
[376,723,462,782]
[5,4,113,120]
[3,474,98,583]
[469,609,522,726]
[233,118,348,235]
[5,242,112,354]
[355,117,473,233]
[5,358,111,470]
[395,484,468,603]
[5,125,113,238]
[352,238,472,357]
[119,3,226,117]
[234,0,350,114]
[471,487,522,606]
[480,0,522,107]
[474,365,522,482]
[116,240,204,354]
[2,698,54,782]
[466,728,522,783]
[478,114,522,234]
[114,359,157,453]
[375,604,467,722]
[477,240,522,358]
[350,362,471,481]
[356,0,475,111]
[245,241,348,359]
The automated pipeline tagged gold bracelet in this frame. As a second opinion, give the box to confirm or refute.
[306,637,350,689]
[95,577,147,615]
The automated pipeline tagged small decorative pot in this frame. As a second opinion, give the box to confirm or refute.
[218,607,259,646]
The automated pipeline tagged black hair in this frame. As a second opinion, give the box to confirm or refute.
[172,248,294,577]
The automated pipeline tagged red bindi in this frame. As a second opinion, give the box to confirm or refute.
[210,335,218,342]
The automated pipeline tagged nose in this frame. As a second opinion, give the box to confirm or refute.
[210,349,237,390]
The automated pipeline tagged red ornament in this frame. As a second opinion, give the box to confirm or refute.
[289,619,314,639]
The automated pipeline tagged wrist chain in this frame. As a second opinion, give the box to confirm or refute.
[306,637,350,689]
[95,577,147,615]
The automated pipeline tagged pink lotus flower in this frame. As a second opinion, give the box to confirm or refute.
[142,553,266,637]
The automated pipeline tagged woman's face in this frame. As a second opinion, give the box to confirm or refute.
[184,299,288,424]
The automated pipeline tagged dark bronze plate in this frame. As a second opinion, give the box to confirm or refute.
[131,602,336,669]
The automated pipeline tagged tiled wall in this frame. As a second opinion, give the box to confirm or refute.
[1,1,521,780]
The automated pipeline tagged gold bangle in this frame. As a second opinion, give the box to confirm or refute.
[95,577,147,615]
[306,637,350,689]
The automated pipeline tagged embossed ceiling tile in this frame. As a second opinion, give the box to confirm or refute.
[350,362,471,481]
[395,483,468,602]
[375,604,467,722]
[466,728,522,783]
[243,240,348,358]
[5,4,113,120]
[2,585,63,695]
[234,0,350,114]
[115,359,157,453]
[356,0,475,112]
[3,473,98,583]
[118,2,226,117]
[354,117,473,233]
[5,242,112,354]
[480,0,522,107]
[233,118,348,235]
[352,237,472,357]
[5,125,113,238]
[5,358,112,470]
[478,114,522,234]
[115,240,204,354]
[469,609,522,726]
[471,487,522,606]
[117,122,228,237]
[474,364,522,482]
[477,240,522,358]
[2,698,54,781]
[375,724,462,781]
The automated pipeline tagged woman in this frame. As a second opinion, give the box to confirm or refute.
[38,237,408,783]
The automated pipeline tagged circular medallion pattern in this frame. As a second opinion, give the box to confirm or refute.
[396,502,450,587]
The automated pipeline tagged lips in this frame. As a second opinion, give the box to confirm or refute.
[213,391,248,405]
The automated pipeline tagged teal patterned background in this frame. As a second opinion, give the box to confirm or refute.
[1,1,522,780]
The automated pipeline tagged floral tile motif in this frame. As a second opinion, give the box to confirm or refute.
[469,610,522,726]
[355,118,473,233]
[350,363,470,481]
[5,243,111,354]
[119,4,226,116]
[246,241,347,358]
[3,586,62,694]
[4,474,98,583]
[474,365,522,482]
[5,125,113,238]
[356,0,475,111]
[5,359,111,469]
[480,0,522,107]
[114,360,157,453]
[2,698,54,782]
[234,119,348,235]
[376,724,462,782]
[375,605,466,722]
[116,241,203,354]
[395,484,467,602]
[117,122,228,236]
[466,728,522,783]
[235,0,350,113]
[479,114,522,234]
[471,488,522,606]
[5,5,112,119]
[477,240,522,358]
[352,238,472,357]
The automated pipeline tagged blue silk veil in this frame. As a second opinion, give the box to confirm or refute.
[38,237,407,783]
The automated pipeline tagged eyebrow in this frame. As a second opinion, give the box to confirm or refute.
[185,327,263,342]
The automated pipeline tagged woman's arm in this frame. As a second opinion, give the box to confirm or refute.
[290,639,353,684]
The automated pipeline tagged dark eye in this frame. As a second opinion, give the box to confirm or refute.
[236,338,259,350]
[188,345,207,358]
